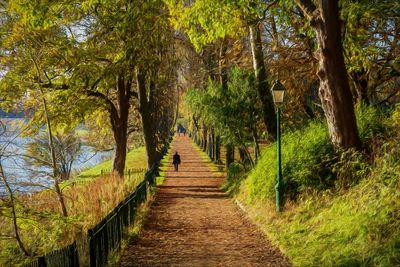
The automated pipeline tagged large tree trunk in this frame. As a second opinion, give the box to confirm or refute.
[142,115,158,168]
[296,0,361,150]
[110,76,131,177]
[137,71,159,168]
[249,23,277,139]
[315,1,361,149]
[112,128,127,177]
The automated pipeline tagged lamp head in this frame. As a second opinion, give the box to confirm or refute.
[270,80,285,104]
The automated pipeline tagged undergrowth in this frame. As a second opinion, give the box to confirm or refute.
[225,104,400,266]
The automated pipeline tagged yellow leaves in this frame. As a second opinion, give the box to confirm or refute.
[80,0,101,12]
[392,105,400,127]
[165,0,246,51]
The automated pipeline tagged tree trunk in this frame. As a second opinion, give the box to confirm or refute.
[202,124,207,152]
[0,161,30,256]
[142,118,158,168]
[315,1,361,149]
[350,69,369,104]
[239,148,246,163]
[137,71,159,168]
[110,76,131,177]
[209,132,213,159]
[112,129,127,177]
[33,48,67,216]
[207,132,211,158]
[41,95,68,217]
[215,135,221,162]
[296,0,361,150]
[252,128,260,162]
[210,129,215,160]
[225,145,234,168]
[249,23,277,139]
[173,85,180,127]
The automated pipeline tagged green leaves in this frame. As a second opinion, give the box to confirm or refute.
[185,67,262,146]
[341,0,399,73]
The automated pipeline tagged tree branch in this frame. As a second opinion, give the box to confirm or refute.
[295,0,318,21]
[129,90,139,99]
[127,127,140,136]
[247,0,278,25]
[86,90,119,120]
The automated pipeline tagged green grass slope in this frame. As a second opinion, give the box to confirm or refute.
[74,147,147,180]
[226,105,400,266]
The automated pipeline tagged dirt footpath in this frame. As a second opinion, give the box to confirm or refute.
[119,135,291,267]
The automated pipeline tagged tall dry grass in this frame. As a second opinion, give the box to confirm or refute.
[0,170,146,265]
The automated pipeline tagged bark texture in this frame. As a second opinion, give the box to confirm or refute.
[225,145,235,168]
[296,0,361,149]
[215,135,221,162]
[137,71,159,168]
[249,23,277,139]
[110,76,131,177]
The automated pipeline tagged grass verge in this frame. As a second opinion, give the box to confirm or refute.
[224,105,400,266]
[108,143,172,266]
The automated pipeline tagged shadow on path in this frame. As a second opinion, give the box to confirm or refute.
[119,135,291,267]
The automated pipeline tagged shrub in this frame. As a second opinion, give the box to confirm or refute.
[356,104,387,143]
[332,148,370,189]
[246,120,334,201]
[232,105,399,266]
[227,162,244,181]
[246,105,388,202]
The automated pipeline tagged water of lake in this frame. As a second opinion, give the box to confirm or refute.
[0,119,113,195]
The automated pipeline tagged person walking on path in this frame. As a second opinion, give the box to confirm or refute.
[172,151,181,171]
[119,136,291,266]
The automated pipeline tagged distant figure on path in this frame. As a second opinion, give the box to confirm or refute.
[173,151,181,171]
[176,124,186,136]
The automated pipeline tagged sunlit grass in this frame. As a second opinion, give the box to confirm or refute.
[237,171,400,266]
[73,147,147,180]
[226,106,400,266]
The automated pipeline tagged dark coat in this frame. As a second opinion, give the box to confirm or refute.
[173,154,181,165]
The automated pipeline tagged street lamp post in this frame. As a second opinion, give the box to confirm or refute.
[271,80,285,212]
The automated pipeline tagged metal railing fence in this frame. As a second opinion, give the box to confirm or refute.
[87,180,148,267]
[24,140,171,267]
[24,242,79,267]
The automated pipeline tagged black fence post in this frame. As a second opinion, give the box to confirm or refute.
[88,229,96,267]
[38,256,46,267]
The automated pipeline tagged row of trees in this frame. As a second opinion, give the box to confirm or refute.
[1,0,397,212]
[186,68,262,167]
[0,0,178,216]
[169,0,398,163]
